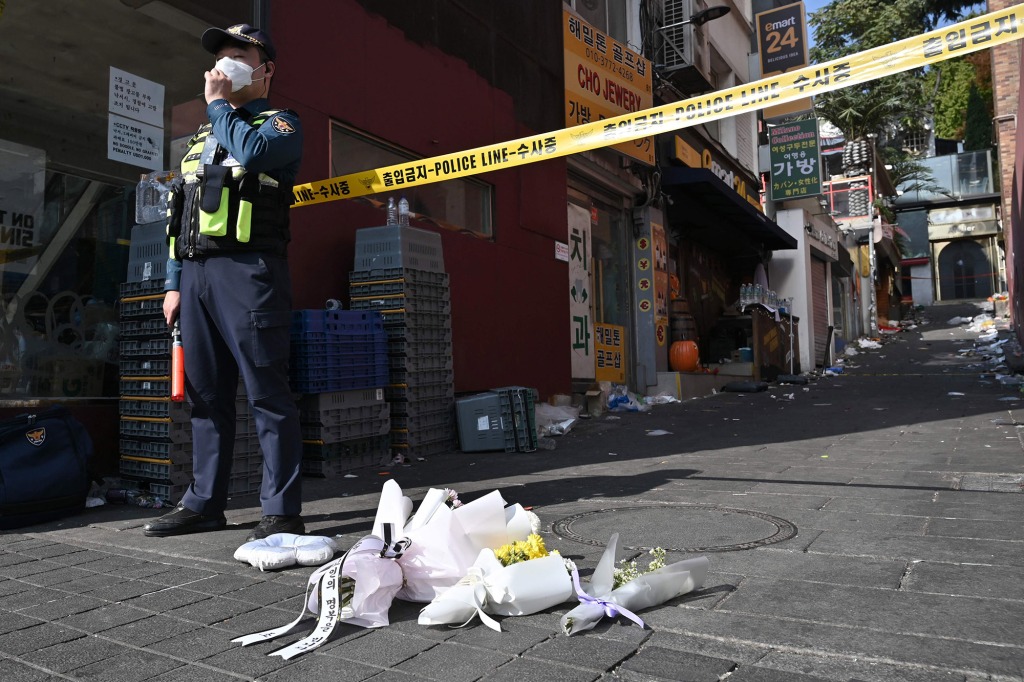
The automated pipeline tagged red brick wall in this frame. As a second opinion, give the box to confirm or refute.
[989,1,1023,338]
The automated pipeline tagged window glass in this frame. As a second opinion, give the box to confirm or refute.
[570,0,628,43]
[331,123,494,238]
[0,0,253,398]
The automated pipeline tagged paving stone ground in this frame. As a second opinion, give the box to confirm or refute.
[2,302,1023,681]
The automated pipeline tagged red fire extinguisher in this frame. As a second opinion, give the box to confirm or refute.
[171,321,185,402]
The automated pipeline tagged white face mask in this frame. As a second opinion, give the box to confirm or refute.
[214,57,266,92]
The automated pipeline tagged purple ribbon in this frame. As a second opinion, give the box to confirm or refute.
[570,566,645,629]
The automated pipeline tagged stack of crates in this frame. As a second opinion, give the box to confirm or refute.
[349,224,455,459]
[297,388,391,476]
[118,274,193,502]
[231,379,263,497]
[118,280,267,500]
[290,309,392,475]
[289,309,389,394]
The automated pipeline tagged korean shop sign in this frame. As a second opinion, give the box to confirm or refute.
[769,118,821,201]
[563,9,654,166]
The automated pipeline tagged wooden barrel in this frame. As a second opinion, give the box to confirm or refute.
[669,298,690,315]
[670,312,698,343]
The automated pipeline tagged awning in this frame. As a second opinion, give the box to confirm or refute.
[662,167,797,255]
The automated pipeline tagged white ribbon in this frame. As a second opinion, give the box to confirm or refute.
[231,525,410,658]
[450,567,503,632]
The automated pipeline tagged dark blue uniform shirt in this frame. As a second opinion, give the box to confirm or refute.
[165,97,302,290]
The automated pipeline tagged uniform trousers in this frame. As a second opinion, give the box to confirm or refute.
[178,252,302,516]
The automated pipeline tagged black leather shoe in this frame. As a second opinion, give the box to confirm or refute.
[246,515,305,542]
[143,503,227,537]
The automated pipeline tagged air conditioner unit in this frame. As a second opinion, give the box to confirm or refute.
[656,0,713,94]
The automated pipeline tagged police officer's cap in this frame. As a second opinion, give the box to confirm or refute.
[202,24,276,61]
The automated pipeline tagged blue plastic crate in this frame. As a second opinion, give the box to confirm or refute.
[327,310,385,336]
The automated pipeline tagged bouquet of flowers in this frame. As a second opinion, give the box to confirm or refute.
[418,534,574,631]
[389,481,535,602]
[231,480,536,658]
[560,533,709,636]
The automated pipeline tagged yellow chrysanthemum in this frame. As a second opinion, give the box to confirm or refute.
[524,534,548,560]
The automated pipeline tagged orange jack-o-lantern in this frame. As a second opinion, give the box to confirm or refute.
[669,340,700,372]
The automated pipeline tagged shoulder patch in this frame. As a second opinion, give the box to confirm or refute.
[272,116,296,134]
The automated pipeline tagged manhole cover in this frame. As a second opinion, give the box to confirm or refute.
[552,504,797,553]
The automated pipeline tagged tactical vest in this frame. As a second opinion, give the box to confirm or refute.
[167,110,294,260]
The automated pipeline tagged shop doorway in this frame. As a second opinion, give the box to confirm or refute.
[937,240,993,300]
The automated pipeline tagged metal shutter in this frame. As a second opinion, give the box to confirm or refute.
[812,258,830,366]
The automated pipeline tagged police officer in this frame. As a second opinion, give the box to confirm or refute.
[144,24,305,541]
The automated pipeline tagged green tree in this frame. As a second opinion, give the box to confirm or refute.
[963,82,993,150]
[809,0,981,144]
[929,57,976,140]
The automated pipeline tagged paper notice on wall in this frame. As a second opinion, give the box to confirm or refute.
[108,67,165,171]
[107,114,163,171]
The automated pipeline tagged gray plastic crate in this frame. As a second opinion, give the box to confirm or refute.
[392,439,454,459]
[351,295,452,315]
[119,296,165,319]
[126,222,168,283]
[120,318,168,339]
[119,457,192,484]
[120,438,190,462]
[119,358,171,377]
[456,392,516,453]
[119,398,190,421]
[391,421,454,446]
[349,279,449,299]
[300,401,390,427]
[297,388,386,413]
[119,418,192,443]
[120,338,172,358]
[301,412,390,443]
[353,225,445,274]
[388,368,454,388]
[389,352,453,372]
[385,382,454,402]
[349,268,449,285]
[491,386,538,452]
[120,378,171,398]
[390,396,455,417]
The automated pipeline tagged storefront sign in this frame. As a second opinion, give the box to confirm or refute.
[108,67,164,171]
[563,10,653,165]
[555,241,569,262]
[595,323,626,383]
[928,219,999,240]
[568,204,594,379]
[808,221,839,260]
[769,118,821,201]
[757,2,809,77]
[671,135,763,211]
[0,139,44,277]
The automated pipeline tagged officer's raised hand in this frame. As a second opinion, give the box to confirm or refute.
[204,66,233,105]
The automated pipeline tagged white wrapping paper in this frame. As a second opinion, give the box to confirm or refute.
[391,481,534,602]
[560,533,709,635]
[418,548,573,631]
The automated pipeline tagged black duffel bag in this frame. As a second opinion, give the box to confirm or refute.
[0,406,94,530]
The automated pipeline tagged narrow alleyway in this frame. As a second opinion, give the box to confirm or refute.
[1,302,1022,681]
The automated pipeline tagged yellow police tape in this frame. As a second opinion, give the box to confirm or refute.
[292,5,1024,208]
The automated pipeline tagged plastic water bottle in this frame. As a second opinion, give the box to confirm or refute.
[398,197,410,226]
[386,197,398,225]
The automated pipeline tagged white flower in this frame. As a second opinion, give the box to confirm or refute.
[525,510,542,535]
